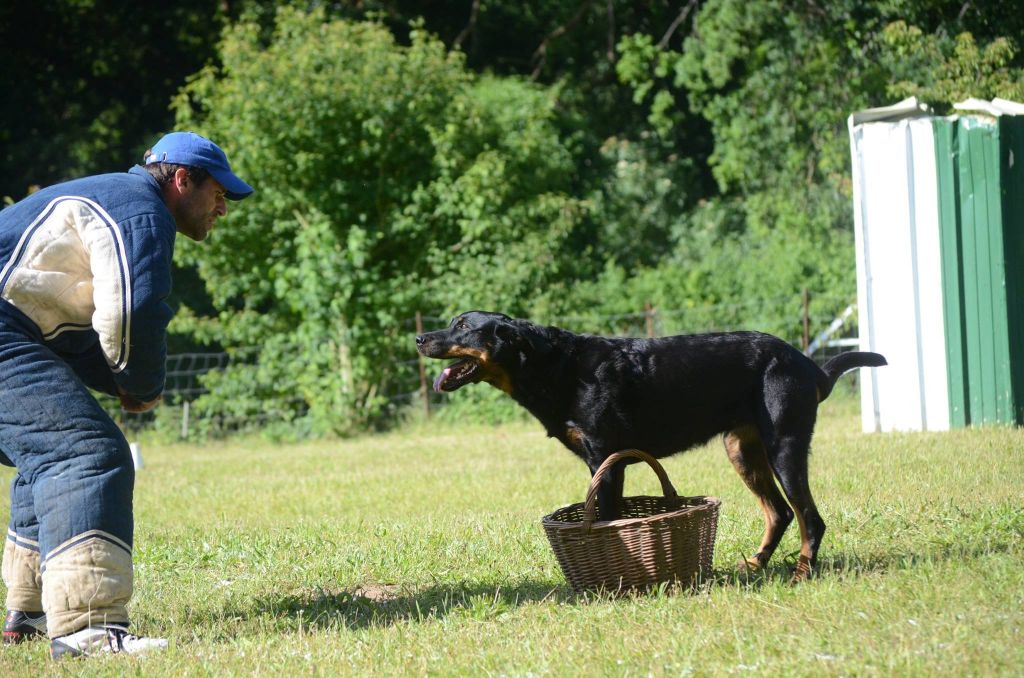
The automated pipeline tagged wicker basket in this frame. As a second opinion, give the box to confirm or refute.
[542,449,720,593]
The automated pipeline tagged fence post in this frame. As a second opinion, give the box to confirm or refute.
[802,288,810,352]
[415,311,430,418]
[644,302,656,338]
[181,400,190,439]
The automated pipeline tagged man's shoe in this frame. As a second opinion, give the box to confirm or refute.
[3,609,46,643]
[50,624,168,659]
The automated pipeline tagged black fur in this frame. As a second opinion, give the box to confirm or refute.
[416,310,886,580]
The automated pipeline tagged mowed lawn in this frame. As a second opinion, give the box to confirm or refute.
[1,394,1022,676]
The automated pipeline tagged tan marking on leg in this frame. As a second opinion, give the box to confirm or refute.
[564,426,586,454]
[789,513,816,584]
[724,426,792,570]
[790,555,814,584]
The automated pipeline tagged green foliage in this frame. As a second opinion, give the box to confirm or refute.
[433,387,529,427]
[10,1,1024,434]
[171,8,587,435]
[0,0,235,199]
[608,0,1024,347]
[607,1,877,347]
[572,193,854,343]
[619,0,1024,201]
[881,22,1024,107]
[579,136,697,272]
[616,32,687,139]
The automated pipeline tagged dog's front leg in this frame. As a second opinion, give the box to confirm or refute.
[590,457,626,521]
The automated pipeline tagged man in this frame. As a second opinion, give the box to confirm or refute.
[0,132,253,658]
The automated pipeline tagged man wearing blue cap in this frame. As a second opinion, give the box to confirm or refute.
[0,132,252,658]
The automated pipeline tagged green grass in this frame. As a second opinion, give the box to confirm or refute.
[1,393,1022,676]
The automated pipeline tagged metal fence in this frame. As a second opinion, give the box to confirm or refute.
[120,296,861,437]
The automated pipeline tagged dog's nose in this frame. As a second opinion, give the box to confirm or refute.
[415,335,425,346]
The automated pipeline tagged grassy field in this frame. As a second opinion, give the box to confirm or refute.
[1,393,1022,676]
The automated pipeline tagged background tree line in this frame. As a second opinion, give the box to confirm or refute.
[2,1,1023,436]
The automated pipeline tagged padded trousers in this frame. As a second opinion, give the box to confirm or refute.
[0,314,133,638]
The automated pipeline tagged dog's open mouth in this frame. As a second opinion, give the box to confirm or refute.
[433,359,481,392]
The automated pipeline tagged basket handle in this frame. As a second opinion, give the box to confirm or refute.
[582,449,678,529]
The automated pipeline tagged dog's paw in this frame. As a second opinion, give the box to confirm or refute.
[736,555,764,573]
[788,555,814,585]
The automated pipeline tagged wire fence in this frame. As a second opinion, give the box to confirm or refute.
[119,295,862,438]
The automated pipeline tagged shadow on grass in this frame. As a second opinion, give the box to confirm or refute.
[237,579,570,630]
[237,568,763,631]
[713,537,1023,589]
[237,577,722,631]
[224,539,1020,632]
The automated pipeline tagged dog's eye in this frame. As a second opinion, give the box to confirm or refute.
[455,320,468,330]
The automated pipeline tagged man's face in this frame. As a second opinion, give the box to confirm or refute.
[173,174,227,242]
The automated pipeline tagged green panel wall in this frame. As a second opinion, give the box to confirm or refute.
[999,115,1024,425]
[933,119,968,427]
[937,115,1024,426]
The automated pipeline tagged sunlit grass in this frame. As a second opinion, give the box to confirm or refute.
[1,392,1021,675]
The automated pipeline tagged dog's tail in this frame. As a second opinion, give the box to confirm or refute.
[817,351,887,402]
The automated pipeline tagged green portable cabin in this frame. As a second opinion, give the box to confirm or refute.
[849,97,1024,431]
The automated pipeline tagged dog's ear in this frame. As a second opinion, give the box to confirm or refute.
[524,328,554,356]
[493,321,520,346]
[498,321,552,356]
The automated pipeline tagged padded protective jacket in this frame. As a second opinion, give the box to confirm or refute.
[0,166,175,402]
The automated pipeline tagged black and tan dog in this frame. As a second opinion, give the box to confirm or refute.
[416,311,886,582]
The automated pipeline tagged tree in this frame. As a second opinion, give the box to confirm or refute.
[171,7,587,434]
[882,21,1024,105]
[608,0,1024,341]
[0,0,236,201]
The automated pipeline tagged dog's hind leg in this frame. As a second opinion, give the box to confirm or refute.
[724,425,794,572]
[759,384,825,584]
[768,434,824,584]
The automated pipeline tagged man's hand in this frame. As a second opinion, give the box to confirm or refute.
[117,387,162,413]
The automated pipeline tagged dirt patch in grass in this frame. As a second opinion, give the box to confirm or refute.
[354,583,403,602]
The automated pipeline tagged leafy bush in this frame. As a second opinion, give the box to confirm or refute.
[170,8,587,435]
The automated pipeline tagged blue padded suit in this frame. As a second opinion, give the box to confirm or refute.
[0,166,174,638]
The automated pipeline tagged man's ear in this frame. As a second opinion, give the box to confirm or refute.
[172,167,191,192]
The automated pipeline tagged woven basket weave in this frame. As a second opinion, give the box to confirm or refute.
[542,449,720,593]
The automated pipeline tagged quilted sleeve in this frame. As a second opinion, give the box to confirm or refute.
[89,211,175,403]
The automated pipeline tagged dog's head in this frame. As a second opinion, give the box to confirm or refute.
[416,310,546,393]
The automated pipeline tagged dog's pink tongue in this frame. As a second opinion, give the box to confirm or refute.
[432,367,451,393]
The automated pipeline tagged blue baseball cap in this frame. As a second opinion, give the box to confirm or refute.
[145,131,254,200]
